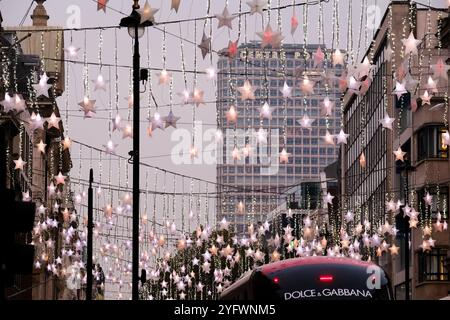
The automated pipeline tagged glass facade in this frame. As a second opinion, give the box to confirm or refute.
[216,43,341,234]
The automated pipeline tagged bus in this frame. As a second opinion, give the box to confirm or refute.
[220,256,393,300]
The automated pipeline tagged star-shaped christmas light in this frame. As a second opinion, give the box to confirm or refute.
[137,0,158,24]
[226,40,238,58]
[300,77,315,94]
[163,111,181,129]
[323,192,334,205]
[394,146,406,162]
[237,80,256,100]
[313,47,325,67]
[192,88,205,106]
[13,94,25,112]
[401,32,422,56]
[122,123,133,139]
[279,148,290,164]
[255,127,267,143]
[323,130,335,145]
[431,58,450,80]
[31,113,44,131]
[103,139,118,154]
[158,69,170,85]
[216,6,235,30]
[64,44,80,57]
[393,81,407,99]
[78,96,96,118]
[280,81,292,98]
[256,23,283,48]
[332,49,344,66]
[36,139,46,154]
[421,90,431,106]
[171,0,181,12]
[62,136,71,150]
[298,114,315,129]
[336,129,349,144]
[198,32,211,59]
[46,112,60,130]
[0,93,14,113]
[150,112,165,131]
[259,102,274,119]
[33,73,52,98]
[423,192,433,206]
[93,74,108,91]
[321,97,334,116]
[55,171,66,185]
[247,0,268,16]
[14,156,26,170]
[232,147,241,161]
[290,15,299,35]
[226,105,238,123]
[379,113,395,130]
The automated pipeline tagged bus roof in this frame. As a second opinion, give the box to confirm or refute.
[259,256,375,275]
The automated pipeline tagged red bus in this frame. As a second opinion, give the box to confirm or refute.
[220,256,393,300]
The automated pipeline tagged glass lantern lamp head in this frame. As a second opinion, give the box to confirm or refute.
[119,3,153,39]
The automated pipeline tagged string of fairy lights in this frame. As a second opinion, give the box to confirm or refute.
[1,0,449,300]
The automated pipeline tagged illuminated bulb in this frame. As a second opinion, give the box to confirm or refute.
[190,146,198,159]
[359,152,366,168]
[238,201,244,213]
[158,69,170,85]
[63,136,71,150]
[206,66,216,78]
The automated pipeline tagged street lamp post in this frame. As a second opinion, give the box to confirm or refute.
[119,1,152,301]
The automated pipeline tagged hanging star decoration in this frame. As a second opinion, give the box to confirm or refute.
[393,146,406,162]
[30,113,44,131]
[260,102,274,120]
[300,77,315,95]
[237,80,256,100]
[0,93,14,113]
[78,96,96,118]
[280,81,292,99]
[421,90,431,106]
[163,111,181,129]
[150,112,165,131]
[97,0,108,12]
[103,140,118,155]
[63,136,71,150]
[192,88,205,107]
[216,6,235,30]
[14,156,26,170]
[290,15,299,35]
[393,81,407,99]
[46,112,60,130]
[313,47,325,68]
[279,148,290,164]
[93,74,108,91]
[256,23,283,48]
[336,129,349,144]
[401,32,422,56]
[323,131,335,145]
[158,69,171,85]
[225,105,237,123]
[332,49,344,67]
[321,97,334,116]
[33,73,52,98]
[122,123,133,139]
[226,40,238,59]
[298,114,315,129]
[64,44,80,57]
[247,0,268,16]
[431,58,450,80]
[13,94,25,112]
[55,172,66,186]
[379,113,395,130]
[427,76,438,93]
[36,139,46,154]
[323,192,334,205]
[138,0,159,24]
[198,32,212,59]
[255,127,267,143]
[113,113,122,131]
[232,147,241,161]
[171,0,181,13]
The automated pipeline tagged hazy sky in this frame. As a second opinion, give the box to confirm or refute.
[0,0,446,187]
